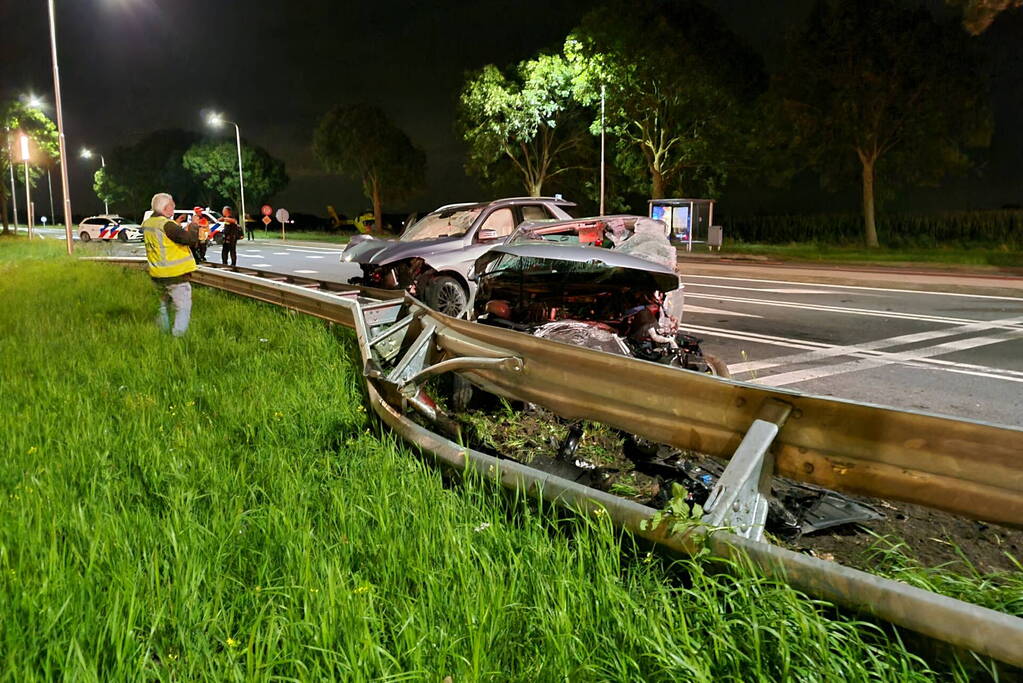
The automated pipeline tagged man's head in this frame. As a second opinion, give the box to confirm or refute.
[151,193,175,218]
[193,206,204,217]
[222,206,233,217]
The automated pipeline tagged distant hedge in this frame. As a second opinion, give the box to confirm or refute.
[721,211,1023,248]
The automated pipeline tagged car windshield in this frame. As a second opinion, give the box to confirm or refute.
[401,207,483,241]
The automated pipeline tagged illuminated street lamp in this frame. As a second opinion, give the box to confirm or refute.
[22,95,56,226]
[206,111,246,237]
[20,134,34,237]
[80,147,109,214]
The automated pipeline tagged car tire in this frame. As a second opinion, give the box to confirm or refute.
[425,275,468,317]
[118,231,128,242]
[79,231,91,242]
[452,374,473,413]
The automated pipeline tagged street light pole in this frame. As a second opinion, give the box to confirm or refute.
[7,133,19,231]
[98,153,108,214]
[47,167,55,223]
[47,0,74,255]
[20,135,32,238]
[206,112,246,236]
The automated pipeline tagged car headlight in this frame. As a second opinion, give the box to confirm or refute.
[343,254,352,262]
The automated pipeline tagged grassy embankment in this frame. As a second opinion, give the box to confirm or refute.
[0,239,1016,680]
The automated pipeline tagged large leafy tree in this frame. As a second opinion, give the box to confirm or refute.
[568,0,765,199]
[182,141,289,211]
[459,54,593,197]
[93,129,205,216]
[774,0,991,247]
[948,0,1022,33]
[313,104,425,234]
[1,101,59,234]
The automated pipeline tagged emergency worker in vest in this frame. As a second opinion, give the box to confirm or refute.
[142,193,207,337]
[220,205,244,266]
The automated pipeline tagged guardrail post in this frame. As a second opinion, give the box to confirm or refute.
[703,399,793,541]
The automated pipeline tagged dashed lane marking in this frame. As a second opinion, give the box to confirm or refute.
[304,255,324,259]
[684,305,763,318]
[294,269,319,274]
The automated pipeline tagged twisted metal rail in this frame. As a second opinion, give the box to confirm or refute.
[94,258,1023,667]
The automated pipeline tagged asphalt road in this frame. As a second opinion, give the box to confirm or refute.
[68,234,1023,428]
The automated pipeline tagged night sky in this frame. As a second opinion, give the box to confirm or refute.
[2,0,1021,219]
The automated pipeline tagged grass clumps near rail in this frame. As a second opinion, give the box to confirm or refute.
[0,240,994,679]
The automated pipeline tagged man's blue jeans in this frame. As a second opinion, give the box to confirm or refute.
[155,281,192,337]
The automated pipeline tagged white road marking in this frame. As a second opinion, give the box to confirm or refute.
[685,274,1023,302]
[250,263,272,267]
[690,284,842,295]
[684,305,763,318]
[273,251,288,255]
[304,255,324,259]
[294,269,319,274]
[725,315,1023,373]
[756,330,1023,387]
[284,246,344,254]
[685,292,1023,329]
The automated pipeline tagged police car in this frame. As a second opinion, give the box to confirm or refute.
[77,215,144,242]
[141,208,228,243]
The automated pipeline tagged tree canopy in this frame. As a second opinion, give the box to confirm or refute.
[93,129,205,217]
[182,140,289,211]
[568,0,765,199]
[2,100,59,233]
[312,104,425,234]
[773,0,991,246]
[458,54,593,197]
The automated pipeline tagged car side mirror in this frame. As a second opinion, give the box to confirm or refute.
[478,228,499,241]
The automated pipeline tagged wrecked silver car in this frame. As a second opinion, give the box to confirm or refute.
[341,196,575,316]
[469,241,729,376]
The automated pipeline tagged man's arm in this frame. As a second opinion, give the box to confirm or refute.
[162,219,199,247]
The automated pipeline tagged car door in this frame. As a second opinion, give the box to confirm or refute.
[457,207,517,272]
[81,218,104,239]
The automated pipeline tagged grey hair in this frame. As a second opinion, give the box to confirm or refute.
[151,193,174,214]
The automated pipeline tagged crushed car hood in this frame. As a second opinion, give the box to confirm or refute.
[479,242,680,293]
[343,236,466,266]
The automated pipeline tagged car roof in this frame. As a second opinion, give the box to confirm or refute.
[433,196,577,213]
[483,242,680,292]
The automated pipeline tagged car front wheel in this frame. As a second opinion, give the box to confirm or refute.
[425,275,468,317]
[118,231,128,242]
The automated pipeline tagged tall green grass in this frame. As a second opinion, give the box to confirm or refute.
[0,240,996,680]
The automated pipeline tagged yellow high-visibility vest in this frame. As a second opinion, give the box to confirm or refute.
[142,216,196,278]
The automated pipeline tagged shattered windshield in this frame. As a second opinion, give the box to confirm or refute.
[402,207,483,241]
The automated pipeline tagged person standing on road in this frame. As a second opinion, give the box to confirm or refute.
[220,205,243,267]
[142,193,207,337]
[244,210,256,241]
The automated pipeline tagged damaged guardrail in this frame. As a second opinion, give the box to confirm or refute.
[92,260,1023,667]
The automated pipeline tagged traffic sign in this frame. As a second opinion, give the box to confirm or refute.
[275,208,289,224]
[261,204,272,216]
[262,215,272,225]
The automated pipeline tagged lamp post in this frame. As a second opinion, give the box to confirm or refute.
[7,132,19,232]
[20,134,33,237]
[80,148,108,214]
[599,84,606,216]
[206,112,246,239]
[47,0,74,255]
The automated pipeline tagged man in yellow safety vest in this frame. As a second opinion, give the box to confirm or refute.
[142,193,208,336]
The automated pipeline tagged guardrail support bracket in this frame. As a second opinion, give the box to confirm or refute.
[703,399,793,541]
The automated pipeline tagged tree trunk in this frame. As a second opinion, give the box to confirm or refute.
[526,178,543,197]
[860,156,880,248]
[370,176,383,236]
[1,194,9,234]
[651,168,665,200]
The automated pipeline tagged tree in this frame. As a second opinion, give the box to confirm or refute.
[312,104,425,234]
[94,129,205,215]
[948,0,1023,34]
[774,0,991,247]
[458,54,593,197]
[568,0,765,199]
[1,101,59,234]
[182,141,289,211]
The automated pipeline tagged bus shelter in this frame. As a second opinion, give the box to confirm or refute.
[649,198,716,252]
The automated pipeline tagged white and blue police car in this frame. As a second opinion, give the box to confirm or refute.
[77,215,143,242]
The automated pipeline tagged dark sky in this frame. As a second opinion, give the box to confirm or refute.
[2,0,1021,219]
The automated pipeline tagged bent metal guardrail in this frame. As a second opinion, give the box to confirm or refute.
[94,259,1023,667]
